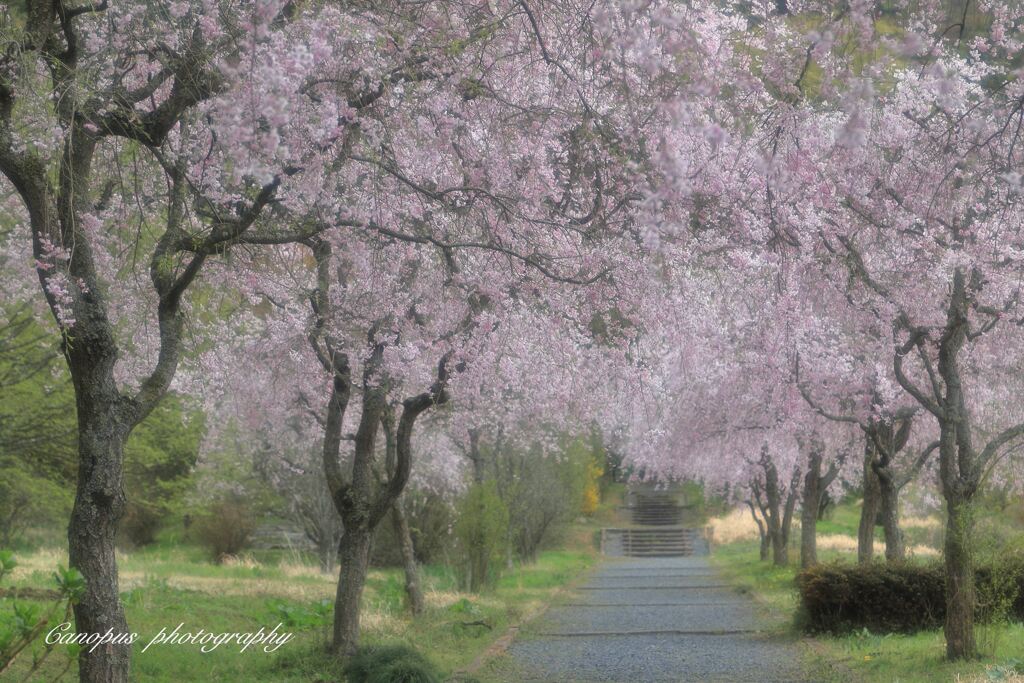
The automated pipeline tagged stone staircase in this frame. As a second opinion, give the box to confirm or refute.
[628,492,684,526]
[600,485,706,557]
[600,526,702,556]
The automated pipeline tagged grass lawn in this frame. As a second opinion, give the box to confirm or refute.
[710,502,1024,683]
[2,517,606,681]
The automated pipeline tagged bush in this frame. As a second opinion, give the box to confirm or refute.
[797,558,1024,634]
[118,502,164,547]
[454,482,509,592]
[342,644,442,683]
[195,501,256,562]
[494,436,595,564]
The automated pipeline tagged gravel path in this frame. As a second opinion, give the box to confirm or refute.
[506,556,805,682]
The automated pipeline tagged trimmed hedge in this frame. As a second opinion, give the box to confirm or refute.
[797,557,1024,634]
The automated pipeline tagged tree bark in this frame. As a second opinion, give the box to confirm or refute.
[307,245,452,655]
[391,498,425,615]
[332,527,373,656]
[858,439,881,563]
[68,393,131,683]
[745,500,769,561]
[944,498,976,660]
[467,428,485,485]
[877,473,905,561]
[800,452,822,570]
[893,269,988,660]
[761,454,799,567]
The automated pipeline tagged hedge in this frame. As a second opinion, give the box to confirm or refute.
[796,557,1024,634]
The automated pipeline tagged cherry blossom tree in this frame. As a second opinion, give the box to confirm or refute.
[0,2,345,678]
[0,0,703,672]
[713,3,1024,657]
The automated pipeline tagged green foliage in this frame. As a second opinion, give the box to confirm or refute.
[975,554,1024,657]
[446,598,480,617]
[0,555,84,677]
[0,308,207,548]
[454,481,509,592]
[120,394,205,547]
[491,435,599,565]
[343,644,443,683]
[0,550,15,582]
[0,309,76,546]
[52,565,85,604]
[797,558,1024,635]
[0,463,71,548]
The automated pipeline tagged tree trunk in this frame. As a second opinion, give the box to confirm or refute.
[761,457,797,567]
[332,528,373,656]
[69,403,131,683]
[745,500,769,561]
[858,441,881,563]
[770,523,788,566]
[467,428,485,485]
[800,453,822,569]
[762,463,782,565]
[391,500,425,615]
[877,474,905,561]
[65,317,134,683]
[817,490,832,520]
[944,499,976,660]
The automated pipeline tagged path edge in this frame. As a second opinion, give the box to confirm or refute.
[451,557,607,679]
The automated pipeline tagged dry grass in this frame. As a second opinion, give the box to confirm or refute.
[815,534,938,557]
[708,507,760,543]
[359,609,404,635]
[278,560,330,579]
[424,589,465,609]
[127,573,334,600]
[907,544,940,557]
[816,534,859,552]
[707,508,941,557]
[220,554,262,569]
[903,515,942,529]
[8,547,68,580]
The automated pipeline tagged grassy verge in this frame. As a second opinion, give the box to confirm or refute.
[2,523,604,681]
[711,510,1024,683]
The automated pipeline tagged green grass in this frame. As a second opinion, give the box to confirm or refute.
[822,623,1024,683]
[2,519,602,682]
[711,502,1024,683]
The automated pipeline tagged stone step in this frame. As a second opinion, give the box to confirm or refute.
[601,526,704,558]
[629,501,686,526]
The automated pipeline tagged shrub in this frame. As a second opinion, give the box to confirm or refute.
[454,482,509,592]
[195,501,256,562]
[342,644,442,683]
[0,552,85,676]
[118,502,163,547]
[797,558,1024,634]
